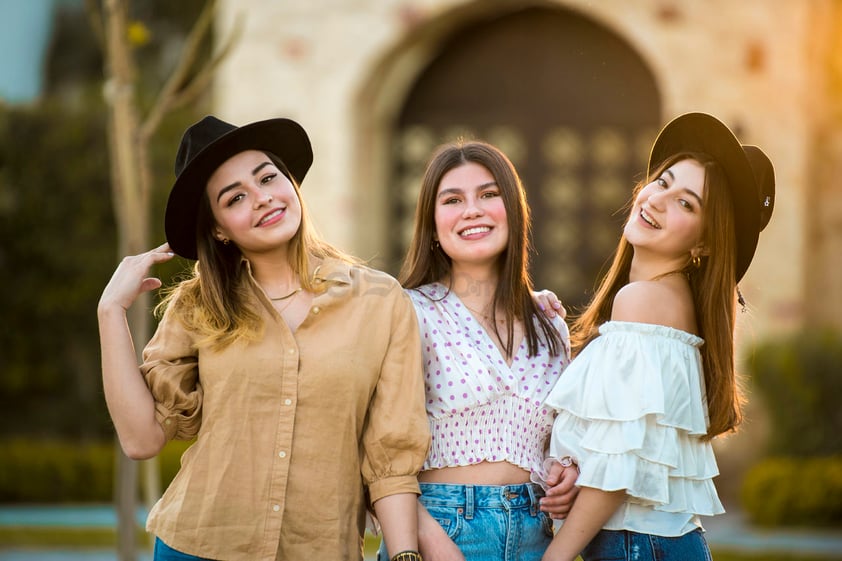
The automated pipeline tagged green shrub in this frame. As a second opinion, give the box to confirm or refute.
[741,456,842,527]
[746,329,842,456]
[0,438,193,503]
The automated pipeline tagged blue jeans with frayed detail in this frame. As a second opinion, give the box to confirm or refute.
[378,482,553,561]
[582,528,713,561]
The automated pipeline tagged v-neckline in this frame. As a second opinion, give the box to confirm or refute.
[439,284,525,369]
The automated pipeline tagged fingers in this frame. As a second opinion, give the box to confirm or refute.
[534,289,567,319]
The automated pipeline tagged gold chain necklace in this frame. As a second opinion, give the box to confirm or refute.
[269,287,302,301]
[462,302,506,324]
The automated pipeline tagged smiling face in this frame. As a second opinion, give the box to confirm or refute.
[205,150,302,257]
[624,157,706,264]
[434,161,509,273]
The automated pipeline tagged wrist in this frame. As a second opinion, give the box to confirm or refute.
[559,455,580,473]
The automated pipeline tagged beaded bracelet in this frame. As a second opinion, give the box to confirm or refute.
[391,551,423,561]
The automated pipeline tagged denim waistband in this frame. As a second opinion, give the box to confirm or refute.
[419,482,545,518]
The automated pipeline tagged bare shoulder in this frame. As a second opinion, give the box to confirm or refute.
[612,280,696,332]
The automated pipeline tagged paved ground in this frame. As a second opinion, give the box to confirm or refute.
[0,504,840,560]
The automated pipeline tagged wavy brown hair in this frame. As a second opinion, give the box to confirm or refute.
[571,152,743,438]
[157,152,352,349]
[400,140,563,359]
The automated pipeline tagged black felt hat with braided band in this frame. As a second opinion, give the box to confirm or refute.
[164,115,313,260]
[648,112,775,282]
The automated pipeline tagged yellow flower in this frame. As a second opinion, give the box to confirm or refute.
[127,21,151,47]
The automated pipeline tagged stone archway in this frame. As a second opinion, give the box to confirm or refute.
[386,4,661,308]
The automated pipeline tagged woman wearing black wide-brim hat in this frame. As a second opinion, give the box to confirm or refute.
[98,116,429,561]
[539,113,775,561]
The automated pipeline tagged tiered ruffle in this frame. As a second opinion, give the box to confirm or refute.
[545,321,725,517]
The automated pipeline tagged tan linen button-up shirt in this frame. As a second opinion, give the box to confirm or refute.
[140,258,429,560]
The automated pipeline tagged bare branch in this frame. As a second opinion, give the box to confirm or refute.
[140,0,220,140]
[85,0,105,52]
[163,14,244,114]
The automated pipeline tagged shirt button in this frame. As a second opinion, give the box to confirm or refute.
[272,505,280,512]
[278,451,287,458]
[284,399,292,406]
[312,306,320,314]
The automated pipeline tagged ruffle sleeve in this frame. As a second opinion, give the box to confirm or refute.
[545,321,724,516]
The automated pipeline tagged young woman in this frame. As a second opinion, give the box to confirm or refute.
[98,116,430,561]
[540,112,776,561]
[388,140,576,561]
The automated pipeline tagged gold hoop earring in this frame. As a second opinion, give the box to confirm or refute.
[431,240,440,252]
[221,238,230,246]
[691,255,701,268]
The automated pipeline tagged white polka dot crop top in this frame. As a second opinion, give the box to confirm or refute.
[408,283,570,476]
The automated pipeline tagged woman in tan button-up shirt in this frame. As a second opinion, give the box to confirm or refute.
[98,116,430,561]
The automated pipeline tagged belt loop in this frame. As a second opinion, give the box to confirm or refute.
[465,485,475,520]
[527,483,539,516]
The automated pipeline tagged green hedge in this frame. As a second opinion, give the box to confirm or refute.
[0,438,193,503]
[746,329,842,456]
[741,456,842,527]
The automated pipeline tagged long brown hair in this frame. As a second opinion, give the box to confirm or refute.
[157,152,352,349]
[572,152,743,438]
[400,140,563,358]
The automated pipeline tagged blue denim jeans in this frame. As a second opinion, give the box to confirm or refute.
[378,482,553,561]
[153,537,213,561]
[581,528,712,561]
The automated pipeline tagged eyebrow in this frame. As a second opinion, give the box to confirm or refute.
[215,161,275,203]
[662,169,704,208]
[437,181,498,200]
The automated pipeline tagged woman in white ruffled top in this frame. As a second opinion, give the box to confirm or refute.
[541,113,776,561]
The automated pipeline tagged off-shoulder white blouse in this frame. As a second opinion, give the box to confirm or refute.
[544,321,725,536]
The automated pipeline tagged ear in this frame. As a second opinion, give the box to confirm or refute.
[214,228,227,242]
[692,243,709,258]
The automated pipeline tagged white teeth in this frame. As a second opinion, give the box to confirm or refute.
[640,209,660,229]
[258,208,284,225]
[460,226,490,237]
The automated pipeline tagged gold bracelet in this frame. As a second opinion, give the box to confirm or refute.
[391,551,423,561]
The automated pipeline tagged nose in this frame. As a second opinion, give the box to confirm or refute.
[646,188,667,210]
[253,189,273,209]
[462,196,483,218]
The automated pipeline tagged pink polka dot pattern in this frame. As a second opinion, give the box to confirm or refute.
[409,283,571,475]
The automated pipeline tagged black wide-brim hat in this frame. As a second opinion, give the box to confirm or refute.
[648,112,775,282]
[164,115,313,260]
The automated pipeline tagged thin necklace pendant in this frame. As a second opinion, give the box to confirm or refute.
[269,287,302,301]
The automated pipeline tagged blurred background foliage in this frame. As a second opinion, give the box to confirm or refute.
[0,0,204,441]
[740,329,842,527]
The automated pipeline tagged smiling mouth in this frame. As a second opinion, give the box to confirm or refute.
[459,226,491,237]
[257,208,285,226]
[640,209,660,229]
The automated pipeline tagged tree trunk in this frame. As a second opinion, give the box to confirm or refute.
[101,0,150,559]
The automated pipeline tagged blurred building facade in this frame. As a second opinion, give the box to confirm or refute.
[212,0,842,346]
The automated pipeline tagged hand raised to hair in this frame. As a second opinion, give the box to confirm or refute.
[98,242,175,313]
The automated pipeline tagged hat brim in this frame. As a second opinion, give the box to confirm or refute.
[165,118,312,260]
[647,112,760,282]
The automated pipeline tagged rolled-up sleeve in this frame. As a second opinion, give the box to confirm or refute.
[140,307,203,441]
[361,287,430,504]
